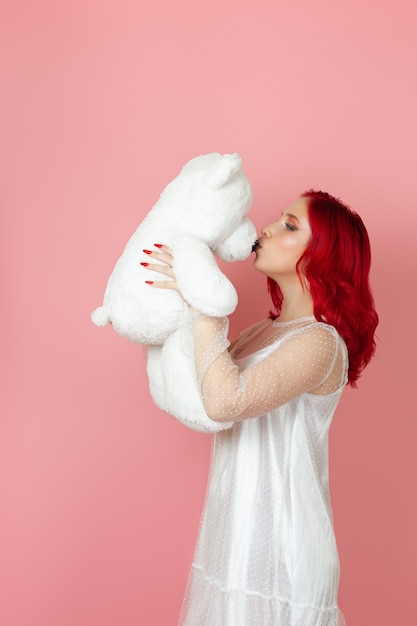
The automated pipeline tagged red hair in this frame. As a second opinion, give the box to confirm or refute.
[268,190,378,386]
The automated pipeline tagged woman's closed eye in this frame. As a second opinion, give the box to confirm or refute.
[284,222,297,231]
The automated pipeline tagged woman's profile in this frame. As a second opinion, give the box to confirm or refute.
[143,189,378,625]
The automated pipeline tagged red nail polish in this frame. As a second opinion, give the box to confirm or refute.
[145,280,153,285]
[140,262,149,267]
[154,243,163,248]
[143,249,152,255]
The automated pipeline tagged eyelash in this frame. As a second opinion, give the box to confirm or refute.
[284,222,297,231]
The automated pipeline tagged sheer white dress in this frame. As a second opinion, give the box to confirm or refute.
[178,315,348,626]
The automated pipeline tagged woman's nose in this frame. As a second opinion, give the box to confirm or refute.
[261,226,271,237]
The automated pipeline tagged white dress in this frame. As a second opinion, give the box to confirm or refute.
[179,316,348,626]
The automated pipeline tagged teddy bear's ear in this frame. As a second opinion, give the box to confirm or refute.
[207,153,243,190]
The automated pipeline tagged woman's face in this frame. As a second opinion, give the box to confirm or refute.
[253,197,312,281]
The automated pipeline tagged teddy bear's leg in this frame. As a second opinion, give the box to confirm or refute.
[146,346,167,411]
[157,329,234,433]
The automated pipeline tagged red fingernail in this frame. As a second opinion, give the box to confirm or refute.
[143,249,152,255]
[154,243,163,248]
[140,262,149,267]
[145,280,153,285]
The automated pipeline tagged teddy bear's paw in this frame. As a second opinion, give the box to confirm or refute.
[186,287,238,318]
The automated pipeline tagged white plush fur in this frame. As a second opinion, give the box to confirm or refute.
[91,152,255,432]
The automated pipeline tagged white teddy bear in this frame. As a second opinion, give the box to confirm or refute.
[92,152,256,432]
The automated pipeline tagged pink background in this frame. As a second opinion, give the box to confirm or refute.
[1,1,416,624]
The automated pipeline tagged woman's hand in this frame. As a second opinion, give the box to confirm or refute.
[141,244,181,294]
[142,244,202,315]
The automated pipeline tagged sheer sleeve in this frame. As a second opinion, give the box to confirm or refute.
[193,315,340,423]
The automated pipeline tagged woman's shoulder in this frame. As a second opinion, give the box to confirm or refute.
[275,318,342,349]
[232,314,343,351]
[230,317,332,359]
[233,316,344,358]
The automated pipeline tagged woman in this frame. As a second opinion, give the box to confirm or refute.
[144,190,378,625]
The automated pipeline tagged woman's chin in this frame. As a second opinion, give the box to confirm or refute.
[252,256,265,274]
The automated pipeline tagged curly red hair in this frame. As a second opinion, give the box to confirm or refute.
[268,190,378,386]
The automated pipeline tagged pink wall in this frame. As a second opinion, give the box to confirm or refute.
[1,1,416,624]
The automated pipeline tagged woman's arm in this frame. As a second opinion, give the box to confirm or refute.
[193,314,338,422]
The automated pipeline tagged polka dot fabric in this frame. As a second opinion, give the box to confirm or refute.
[194,315,345,422]
[179,316,348,625]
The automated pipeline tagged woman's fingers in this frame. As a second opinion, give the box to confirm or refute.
[147,244,173,265]
[146,278,180,293]
[141,244,180,292]
[142,244,173,266]
[142,261,174,278]
[141,246,173,276]
[154,244,173,257]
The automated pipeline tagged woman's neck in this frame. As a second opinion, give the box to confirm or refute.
[276,280,314,323]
